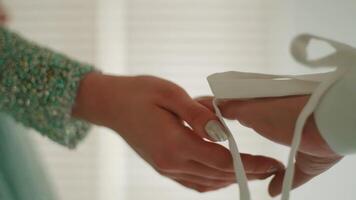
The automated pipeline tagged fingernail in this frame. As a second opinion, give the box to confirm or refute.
[205,120,228,142]
[266,166,279,174]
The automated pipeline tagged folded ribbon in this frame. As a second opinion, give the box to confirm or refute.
[207,34,354,200]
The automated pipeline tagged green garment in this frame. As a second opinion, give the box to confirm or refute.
[0,26,93,148]
[0,26,94,199]
[0,114,56,200]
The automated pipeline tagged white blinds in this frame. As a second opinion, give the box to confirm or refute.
[127,0,273,95]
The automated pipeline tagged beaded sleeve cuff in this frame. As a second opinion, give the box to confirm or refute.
[0,27,94,148]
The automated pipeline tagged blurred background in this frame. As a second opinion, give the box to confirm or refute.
[2,0,356,199]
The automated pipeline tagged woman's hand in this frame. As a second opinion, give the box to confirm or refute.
[72,72,284,192]
[197,96,343,196]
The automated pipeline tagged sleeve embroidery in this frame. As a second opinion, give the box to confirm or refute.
[0,26,95,148]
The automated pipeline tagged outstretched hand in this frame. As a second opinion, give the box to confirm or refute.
[197,96,343,196]
[72,72,284,192]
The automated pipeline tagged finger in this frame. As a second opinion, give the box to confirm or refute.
[189,139,284,174]
[187,140,233,172]
[198,96,337,157]
[268,166,314,197]
[181,160,236,181]
[161,92,227,142]
[242,154,284,175]
[196,97,261,136]
[268,152,342,197]
[148,112,236,180]
[167,172,234,187]
[247,172,280,181]
[219,96,310,147]
[174,179,231,193]
[175,179,208,192]
[219,99,262,120]
[195,96,215,111]
[196,97,258,126]
[195,97,251,121]
[180,160,278,182]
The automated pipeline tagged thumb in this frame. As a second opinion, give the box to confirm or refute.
[161,94,227,142]
[268,165,313,197]
[268,152,342,197]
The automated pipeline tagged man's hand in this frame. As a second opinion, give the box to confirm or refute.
[72,72,284,192]
[197,96,343,196]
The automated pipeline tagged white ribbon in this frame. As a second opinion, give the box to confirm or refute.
[207,34,355,200]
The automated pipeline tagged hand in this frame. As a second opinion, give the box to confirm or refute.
[72,72,284,192]
[197,96,343,196]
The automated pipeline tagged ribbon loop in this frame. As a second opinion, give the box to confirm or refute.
[291,34,356,68]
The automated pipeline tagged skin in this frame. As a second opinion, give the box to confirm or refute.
[71,72,285,192]
[197,96,343,196]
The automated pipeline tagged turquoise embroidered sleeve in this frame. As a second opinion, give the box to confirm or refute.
[0,26,94,148]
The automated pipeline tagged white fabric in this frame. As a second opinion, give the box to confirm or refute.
[207,34,353,200]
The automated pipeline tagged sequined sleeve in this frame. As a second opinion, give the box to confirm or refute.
[0,27,95,148]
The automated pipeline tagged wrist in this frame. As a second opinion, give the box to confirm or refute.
[71,72,132,128]
[71,72,104,123]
